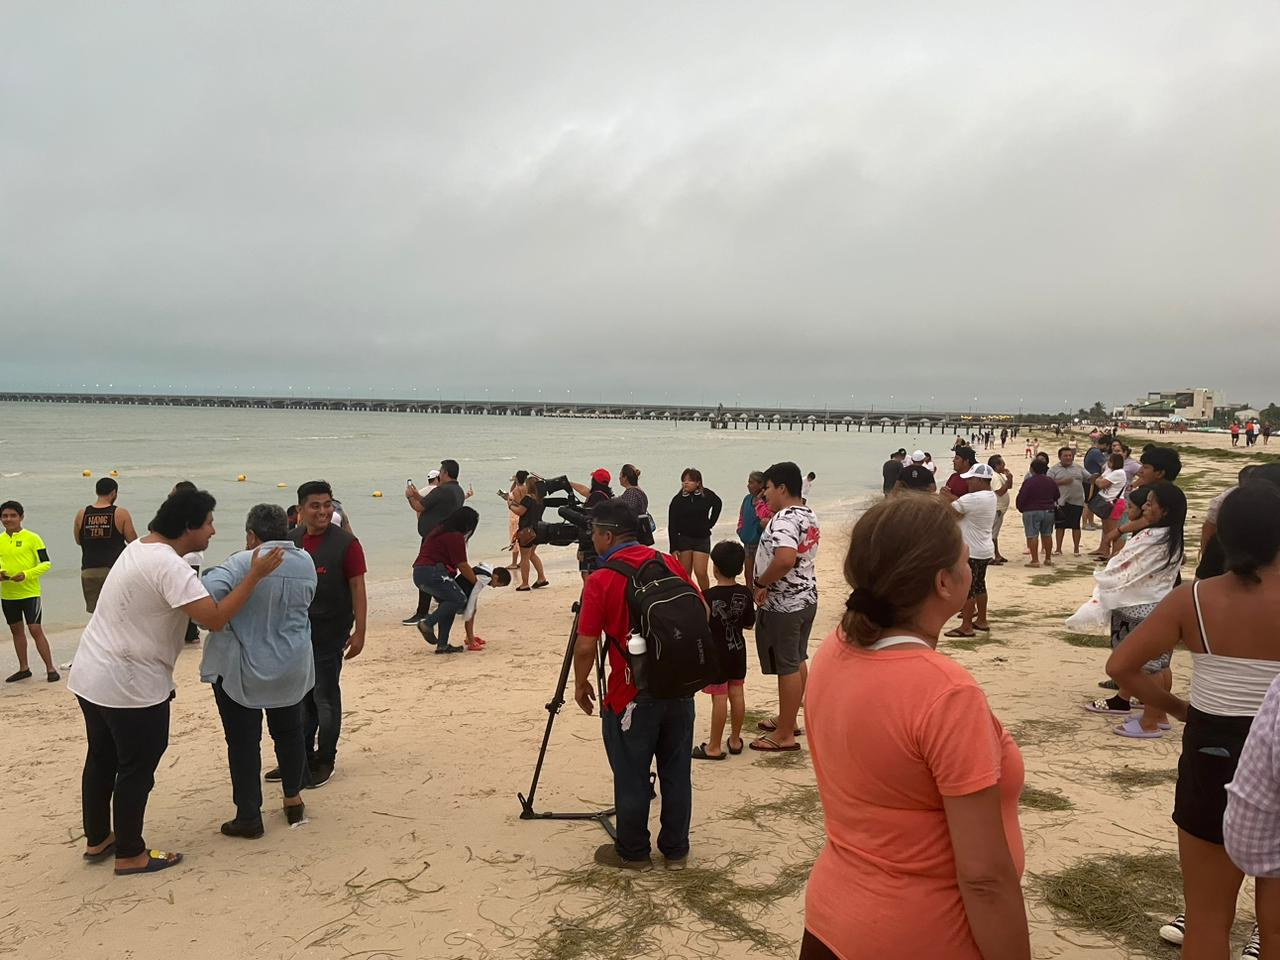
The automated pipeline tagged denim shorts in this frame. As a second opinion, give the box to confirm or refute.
[1022,510,1054,538]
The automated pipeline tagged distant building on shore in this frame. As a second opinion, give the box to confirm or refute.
[1123,387,1220,422]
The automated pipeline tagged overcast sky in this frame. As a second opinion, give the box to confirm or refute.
[3,2,1278,413]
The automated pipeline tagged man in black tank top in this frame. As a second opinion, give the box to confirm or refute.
[73,478,138,612]
[279,480,368,789]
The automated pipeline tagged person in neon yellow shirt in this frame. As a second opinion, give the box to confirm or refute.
[0,501,58,683]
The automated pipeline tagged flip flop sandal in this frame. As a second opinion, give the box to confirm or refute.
[944,629,977,638]
[532,580,550,589]
[973,625,991,632]
[748,735,800,753]
[757,719,804,736]
[115,850,183,876]
[1113,716,1163,739]
[692,743,727,761]
[516,586,532,592]
[727,738,744,755]
[83,840,115,863]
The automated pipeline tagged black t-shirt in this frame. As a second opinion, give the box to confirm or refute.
[900,463,936,491]
[705,584,755,682]
[517,496,544,530]
[882,459,903,493]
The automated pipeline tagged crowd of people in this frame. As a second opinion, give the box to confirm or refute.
[4,427,1280,959]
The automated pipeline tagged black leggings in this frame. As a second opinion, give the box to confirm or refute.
[77,695,171,859]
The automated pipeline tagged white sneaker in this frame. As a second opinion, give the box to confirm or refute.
[1241,925,1260,960]
[1158,914,1185,946]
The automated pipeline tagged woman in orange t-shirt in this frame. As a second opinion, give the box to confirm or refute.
[802,495,1029,960]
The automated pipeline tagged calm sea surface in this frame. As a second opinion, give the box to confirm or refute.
[1,401,946,631]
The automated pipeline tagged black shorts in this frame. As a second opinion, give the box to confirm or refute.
[1055,503,1084,530]
[2,597,42,626]
[670,532,711,554]
[967,558,990,599]
[1172,706,1254,845]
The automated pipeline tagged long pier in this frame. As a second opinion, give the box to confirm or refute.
[0,391,1040,435]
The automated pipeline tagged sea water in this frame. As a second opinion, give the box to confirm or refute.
[1,401,955,631]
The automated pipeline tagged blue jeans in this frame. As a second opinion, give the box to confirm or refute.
[304,652,343,765]
[601,695,695,861]
[413,564,468,647]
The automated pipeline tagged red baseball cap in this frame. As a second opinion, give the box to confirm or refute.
[592,468,611,484]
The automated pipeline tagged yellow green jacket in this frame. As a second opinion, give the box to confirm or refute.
[0,529,51,600]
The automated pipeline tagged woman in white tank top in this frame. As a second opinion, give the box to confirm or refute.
[1108,479,1280,960]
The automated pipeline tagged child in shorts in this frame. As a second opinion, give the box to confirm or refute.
[692,541,755,761]
[454,564,512,651]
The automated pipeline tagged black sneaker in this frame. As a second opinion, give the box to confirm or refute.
[400,613,423,626]
[264,767,283,783]
[220,818,265,839]
[305,762,334,789]
[417,619,437,645]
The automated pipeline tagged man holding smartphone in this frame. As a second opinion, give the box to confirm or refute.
[402,461,466,625]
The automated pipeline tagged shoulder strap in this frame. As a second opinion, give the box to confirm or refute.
[1191,580,1211,654]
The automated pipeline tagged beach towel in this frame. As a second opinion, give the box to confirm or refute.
[1065,528,1180,632]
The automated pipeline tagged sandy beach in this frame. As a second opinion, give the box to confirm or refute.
[1,428,1273,960]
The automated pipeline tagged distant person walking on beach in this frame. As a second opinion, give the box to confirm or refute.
[68,488,283,875]
[1263,422,1272,445]
[738,471,766,591]
[882,450,906,495]
[668,468,722,592]
[1108,481,1280,960]
[751,462,820,753]
[74,478,138,613]
[1231,422,1241,446]
[802,472,815,504]
[802,494,1029,960]
[1016,459,1058,567]
[285,481,367,788]
[199,504,315,838]
[1,502,58,683]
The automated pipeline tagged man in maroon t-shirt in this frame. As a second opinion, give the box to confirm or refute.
[940,446,977,501]
[573,499,701,871]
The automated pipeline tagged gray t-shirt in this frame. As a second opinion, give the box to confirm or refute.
[1048,463,1087,506]
[417,482,466,538]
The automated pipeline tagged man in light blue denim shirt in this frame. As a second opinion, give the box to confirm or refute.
[199,504,317,839]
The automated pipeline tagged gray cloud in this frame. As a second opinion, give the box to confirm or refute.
[3,1,1278,412]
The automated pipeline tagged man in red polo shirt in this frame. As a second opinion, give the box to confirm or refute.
[940,445,977,501]
[573,499,701,871]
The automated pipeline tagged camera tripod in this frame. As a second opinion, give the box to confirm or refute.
[517,593,617,838]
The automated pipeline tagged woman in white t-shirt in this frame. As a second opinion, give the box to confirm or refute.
[69,489,283,877]
[1092,454,1129,560]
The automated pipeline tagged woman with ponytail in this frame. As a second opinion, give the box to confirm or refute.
[802,495,1029,960]
[1109,478,1280,959]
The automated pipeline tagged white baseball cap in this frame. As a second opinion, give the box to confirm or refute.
[960,463,994,480]
[426,469,441,481]
[910,450,926,462]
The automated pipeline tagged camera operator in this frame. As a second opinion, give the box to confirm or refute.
[572,499,699,871]
[566,469,614,582]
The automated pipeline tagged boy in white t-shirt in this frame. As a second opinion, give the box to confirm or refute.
[947,464,997,639]
[455,563,512,650]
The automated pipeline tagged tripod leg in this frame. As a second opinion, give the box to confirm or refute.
[519,609,579,816]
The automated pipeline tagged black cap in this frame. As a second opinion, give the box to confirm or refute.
[901,464,936,490]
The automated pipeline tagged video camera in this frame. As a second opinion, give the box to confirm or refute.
[516,475,589,548]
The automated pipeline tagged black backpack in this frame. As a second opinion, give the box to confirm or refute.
[603,554,716,699]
